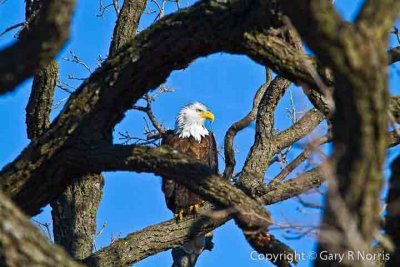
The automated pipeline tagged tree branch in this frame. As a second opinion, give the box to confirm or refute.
[237,76,291,193]
[257,167,324,205]
[271,136,331,184]
[0,0,75,94]
[0,0,397,220]
[388,46,400,64]
[273,108,325,155]
[390,96,400,123]
[388,130,400,147]
[109,0,147,57]
[0,0,277,216]
[83,166,325,266]
[281,0,391,262]
[50,174,104,259]
[386,155,400,266]
[50,0,146,259]
[356,0,400,41]
[83,203,227,267]
[223,69,272,179]
[0,191,83,267]
[25,60,58,139]
[80,144,272,230]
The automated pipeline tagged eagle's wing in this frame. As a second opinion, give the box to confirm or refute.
[161,130,218,213]
[207,132,218,175]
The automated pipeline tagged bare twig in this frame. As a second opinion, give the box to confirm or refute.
[52,97,69,110]
[111,232,123,244]
[271,135,331,183]
[93,221,107,252]
[118,131,160,146]
[56,79,74,94]
[151,0,166,21]
[67,73,87,81]
[112,0,120,14]
[97,0,119,17]
[32,219,53,242]
[392,26,400,45]
[62,51,92,73]
[270,222,318,240]
[296,195,323,209]
[0,22,24,38]
[131,86,173,135]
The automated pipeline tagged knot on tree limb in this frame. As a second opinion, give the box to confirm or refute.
[245,231,296,267]
[232,203,272,230]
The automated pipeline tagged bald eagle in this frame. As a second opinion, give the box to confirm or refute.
[161,102,218,219]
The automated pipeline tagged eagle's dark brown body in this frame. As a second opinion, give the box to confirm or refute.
[161,130,218,214]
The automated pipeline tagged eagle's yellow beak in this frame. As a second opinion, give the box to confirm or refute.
[201,111,215,122]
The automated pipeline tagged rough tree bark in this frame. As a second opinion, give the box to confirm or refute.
[0,0,398,217]
[50,174,104,260]
[281,0,399,265]
[0,191,82,267]
[0,0,75,94]
[49,0,146,260]
[0,0,399,266]
[20,0,104,260]
[25,61,57,139]
[386,155,400,267]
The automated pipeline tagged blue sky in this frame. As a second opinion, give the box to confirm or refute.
[0,1,399,266]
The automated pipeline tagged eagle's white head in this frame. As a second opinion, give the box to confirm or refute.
[175,102,215,142]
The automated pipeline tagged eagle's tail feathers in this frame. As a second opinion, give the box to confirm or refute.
[171,233,213,267]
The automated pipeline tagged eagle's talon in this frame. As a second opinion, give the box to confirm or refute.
[175,209,185,220]
[189,203,202,214]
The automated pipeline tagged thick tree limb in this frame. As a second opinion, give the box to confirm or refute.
[50,174,104,260]
[224,76,300,266]
[237,76,291,192]
[83,167,325,266]
[1,0,400,218]
[83,204,227,267]
[386,155,400,266]
[281,0,393,263]
[50,0,146,259]
[273,108,325,154]
[0,0,75,94]
[81,143,293,265]
[25,60,57,139]
[0,191,83,267]
[223,70,272,179]
[0,0,278,216]
[257,167,324,205]
[79,144,272,230]
[109,0,147,57]
[356,0,400,41]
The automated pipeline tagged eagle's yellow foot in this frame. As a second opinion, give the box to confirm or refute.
[189,203,201,213]
[175,209,185,220]
[189,201,206,214]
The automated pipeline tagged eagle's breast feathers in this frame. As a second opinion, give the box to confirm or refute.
[161,130,218,214]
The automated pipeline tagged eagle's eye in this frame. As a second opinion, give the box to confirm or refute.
[196,108,203,112]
